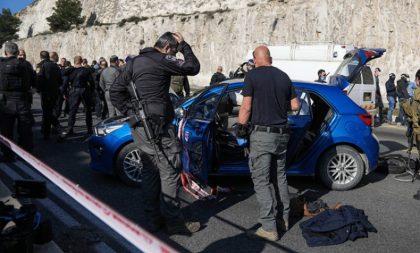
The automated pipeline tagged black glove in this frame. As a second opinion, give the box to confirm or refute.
[235,123,250,138]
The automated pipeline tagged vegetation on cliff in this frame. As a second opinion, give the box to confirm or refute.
[0,9,21,48]
[46,0,85,32]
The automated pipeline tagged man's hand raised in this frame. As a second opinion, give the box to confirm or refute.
[172,32,184,43]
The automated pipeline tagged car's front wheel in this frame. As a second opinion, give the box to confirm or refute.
[318,145,364,191]
[115,143,143,187]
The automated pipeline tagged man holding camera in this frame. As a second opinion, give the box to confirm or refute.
[237,46,300,241]
[112,32,201,234]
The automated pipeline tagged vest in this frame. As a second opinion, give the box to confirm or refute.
[0,57,25,92]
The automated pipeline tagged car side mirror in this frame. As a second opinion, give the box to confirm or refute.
[175,108,186,118]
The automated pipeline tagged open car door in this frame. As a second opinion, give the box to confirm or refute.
[286,89,312,165]
[181,85,226,184]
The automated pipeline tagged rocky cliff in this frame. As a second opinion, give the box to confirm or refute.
[15,0,420,86]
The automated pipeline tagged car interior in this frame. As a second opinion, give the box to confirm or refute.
[212,89,333,169]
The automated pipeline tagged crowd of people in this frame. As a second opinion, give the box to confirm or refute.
[2,42,134,144]
[1,33,419,242]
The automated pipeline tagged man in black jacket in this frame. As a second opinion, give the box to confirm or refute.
[210,66,226,85]
[37,51,63,139]
[396,74,410,125]
[112,32,201,234]
[0,42,35,162]
[61,56,96,137]
[386,73,397,124]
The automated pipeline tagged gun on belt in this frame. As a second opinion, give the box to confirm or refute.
[129,81,161,161]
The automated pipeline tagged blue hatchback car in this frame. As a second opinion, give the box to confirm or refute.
[89,48,383,191]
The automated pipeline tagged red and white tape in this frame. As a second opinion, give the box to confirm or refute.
[0,134,177,253]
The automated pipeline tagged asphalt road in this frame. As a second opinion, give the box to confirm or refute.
[26,94,420,252]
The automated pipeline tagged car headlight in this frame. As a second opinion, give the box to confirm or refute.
[95,124,124,136]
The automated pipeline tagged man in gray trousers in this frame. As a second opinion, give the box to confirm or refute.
[100,55,121,118]
[237,46,300,241]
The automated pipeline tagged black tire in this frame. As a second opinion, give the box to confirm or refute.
[318,145,364,191]
[115,143,143,187]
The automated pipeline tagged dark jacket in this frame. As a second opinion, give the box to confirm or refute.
[36,59,62,96]
[111,41,200,121]
[396,78,409,100]
[0,56,34,96]
[385,78,397,98]
[63,67,95,91]
[210,72,226,85]
[375,76,383,107]
[299,205,377,247]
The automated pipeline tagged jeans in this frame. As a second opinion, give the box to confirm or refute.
[248,129,290,232]
[387,96,396,123]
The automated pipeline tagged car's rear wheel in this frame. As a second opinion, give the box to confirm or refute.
[319,145,364,191]
[115,143,143,187]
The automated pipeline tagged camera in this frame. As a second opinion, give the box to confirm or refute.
[0,180,52,253]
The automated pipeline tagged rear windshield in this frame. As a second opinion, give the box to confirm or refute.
[334,53,360,78]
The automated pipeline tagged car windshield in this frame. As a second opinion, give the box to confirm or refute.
[334,52,361,78]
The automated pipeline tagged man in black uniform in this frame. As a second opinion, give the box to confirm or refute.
[61,56,95,137]
[210,66,226,85]
[0,42,35,162]
[237,46,300,241]
[37,51,63,139]
[112,32,201,234]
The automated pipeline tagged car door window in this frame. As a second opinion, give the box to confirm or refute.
[188,86,224,120]
[289,89,311,116]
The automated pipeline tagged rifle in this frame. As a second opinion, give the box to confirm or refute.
[129,81,161,161]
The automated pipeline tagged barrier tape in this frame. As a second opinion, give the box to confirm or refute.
[0,134,177,253]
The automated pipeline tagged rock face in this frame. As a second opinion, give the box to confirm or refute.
[15,0,420,87]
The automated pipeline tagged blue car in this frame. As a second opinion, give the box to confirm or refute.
[89,48,383,191]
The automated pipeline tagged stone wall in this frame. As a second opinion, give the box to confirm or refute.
[15,0,420,87]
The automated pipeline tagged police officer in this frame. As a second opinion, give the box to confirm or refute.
[237,46,300,241]
[170,75,190,98]
[0,42,35,162]
[17,49,37,109]
[112,32,200,234]
[61,56,95,137]
[412,69,420,200]
[37,51,63,139]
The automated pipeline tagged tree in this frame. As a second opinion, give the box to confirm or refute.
[0,8,21,48]
[46,0,85,32]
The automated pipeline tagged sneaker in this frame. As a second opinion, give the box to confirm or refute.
[166,220,201,234]
[246,227,279,241]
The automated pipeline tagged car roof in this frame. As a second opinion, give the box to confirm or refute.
[221,79,366,115]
